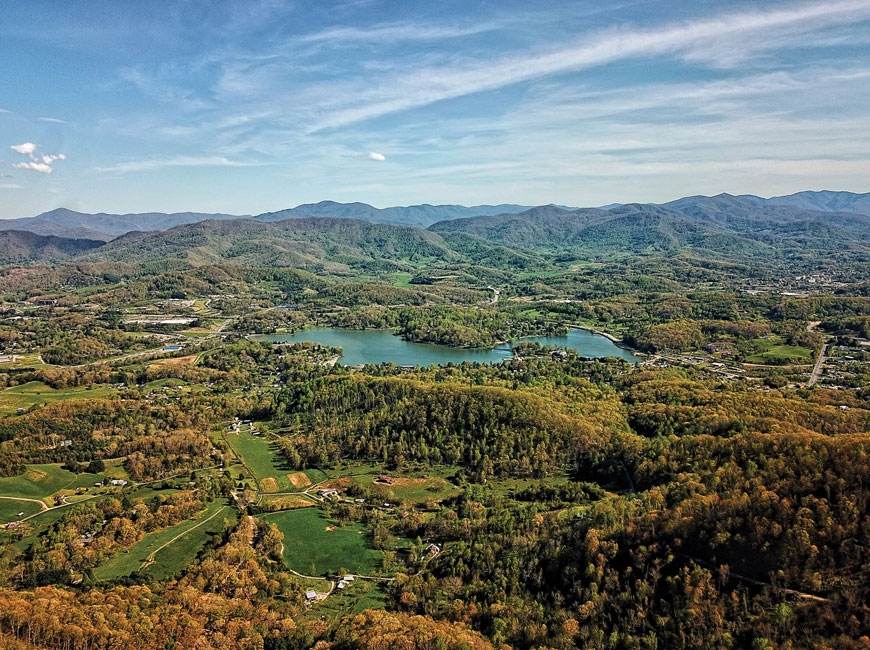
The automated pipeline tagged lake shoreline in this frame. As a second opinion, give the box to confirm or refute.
[253,327,640,366]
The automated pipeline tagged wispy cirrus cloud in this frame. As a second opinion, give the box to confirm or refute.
[96,155,267,173]
[298,21,497,45]
[307,0,870,131]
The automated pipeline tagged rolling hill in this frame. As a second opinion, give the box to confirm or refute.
[255,201,532,228]
[0,202,534,241]
[0,208,246,241]
[0,230,104,263]
[428,194,870,260]
[1,191,868,269]
[83,217,466,271]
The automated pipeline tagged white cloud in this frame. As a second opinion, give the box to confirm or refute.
[37,117,68,124]
[12,162,53,173]
[0,183,23,189]
[8,143,66,173]
[367,152,386,161]
[11,142,37,155]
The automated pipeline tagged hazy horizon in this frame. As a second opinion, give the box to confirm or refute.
[2,1,869,219]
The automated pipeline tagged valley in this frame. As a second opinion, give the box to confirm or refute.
[0,193,868,649]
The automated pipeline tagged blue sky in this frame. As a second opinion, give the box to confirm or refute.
[1,0,869,219]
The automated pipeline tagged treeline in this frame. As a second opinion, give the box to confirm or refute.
[0,397,223,480]
[271,372,609,480]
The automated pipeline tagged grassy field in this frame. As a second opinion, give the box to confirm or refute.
[349,474,460,505]
[391,272,415,288]
[0,353,47,370]
[0,498,44,522]
[0,381,116,414]
[261,494,317,510]
[226,432,298,493]
[313,580,388,618]
[745,338,814,364]
[0,464,103,502]
[93,499,236,582]
[262,508,383,576]
[304,468,329,484]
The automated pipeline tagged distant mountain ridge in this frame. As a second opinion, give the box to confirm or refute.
[0,230,104,263]
[0,191,868,267]
[0,208,247,242]
[0,203,534,241]
[0,191,866,243]
[256,201,532,228]
[428,193,870,259]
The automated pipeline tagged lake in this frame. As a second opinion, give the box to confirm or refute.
[255,327,639,366]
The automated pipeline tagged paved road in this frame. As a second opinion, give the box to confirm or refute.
[807,342,828,388]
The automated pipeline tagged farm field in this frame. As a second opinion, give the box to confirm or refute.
[261,494,317,510]
[744,337,815,364]
[349,473,460,505]
[0,464,102,502]
[0,497,44,523]
[262,508,383,576]
[0,381,116,414]
[93,499,236,582]
[226,431,313,493]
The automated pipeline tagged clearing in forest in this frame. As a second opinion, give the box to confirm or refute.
[226,433,296,492]
[262,508,382,576]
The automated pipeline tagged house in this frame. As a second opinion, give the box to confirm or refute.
[342,575,355,582]
[111,479,128,487]
[305,589,317,601]
[337,581,347,590]
[6,522,20,530]
[424,543,441,556]
[317,489,339,499]
[376,475,393,485]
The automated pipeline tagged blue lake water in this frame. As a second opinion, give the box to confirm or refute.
[255,327,639,366]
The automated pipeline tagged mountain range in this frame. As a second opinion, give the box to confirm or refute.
[0,202,532,241]
[0,191,868,267]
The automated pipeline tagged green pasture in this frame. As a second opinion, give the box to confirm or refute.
[262,508,382,576]
[348,474,459,505]
[226,432,298,492]
[312,580,388,618]
[304,468,329,484]
[0,498,43,522]
[0,381,116,414]
[0,464,103,501]
[745,338,814,364]
[93,499,235,582]
[391,272,415,288]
